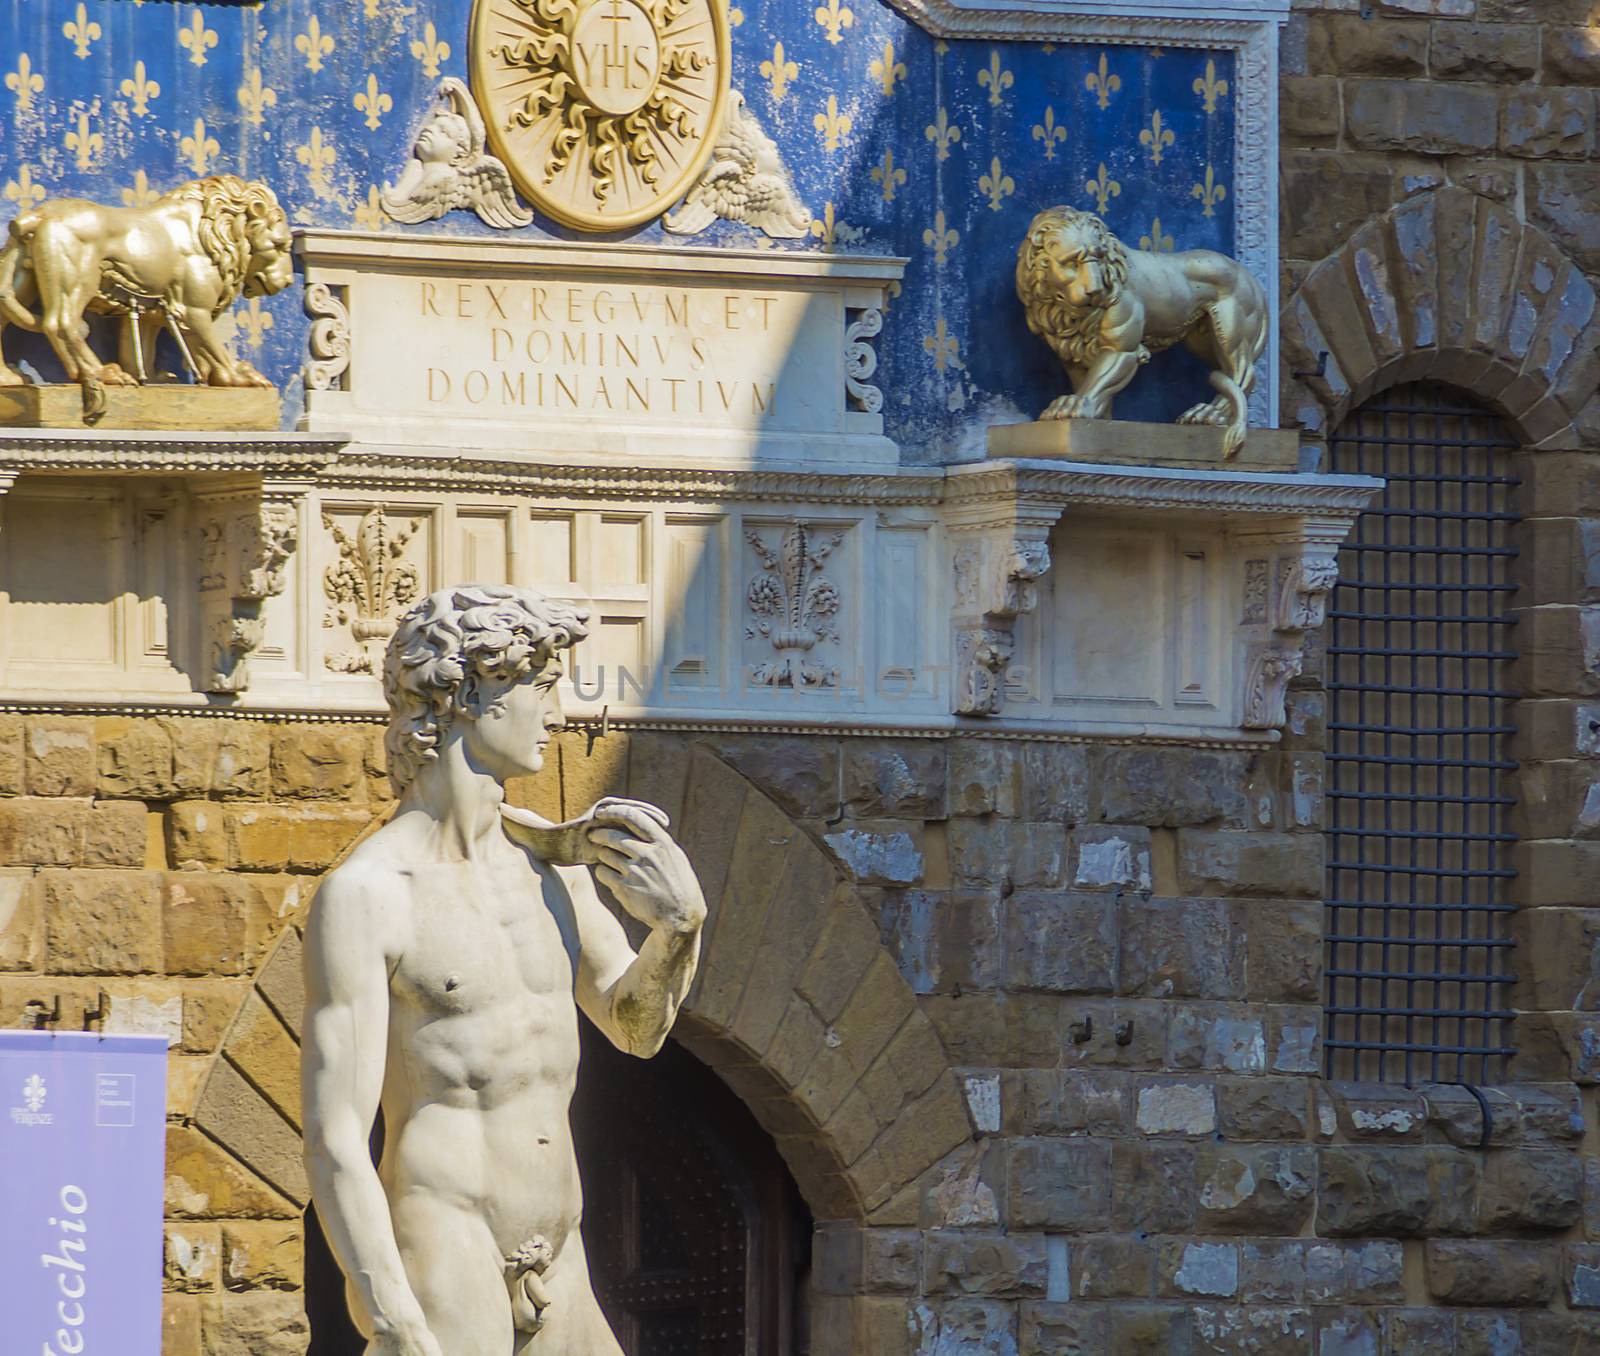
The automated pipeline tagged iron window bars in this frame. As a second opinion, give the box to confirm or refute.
[1323,383,1519,1085]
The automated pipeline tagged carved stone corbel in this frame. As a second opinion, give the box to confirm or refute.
[1238,530,1343,731]
[195,484,303,694]
[947,507,1060,717]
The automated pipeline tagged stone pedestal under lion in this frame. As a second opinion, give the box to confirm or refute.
[301,584,708,1356]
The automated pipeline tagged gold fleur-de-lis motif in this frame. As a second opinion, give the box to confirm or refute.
[922,210,958,266]
[809,201,860,251]
[63,4,101,60]
[923,317,959,373]
[65,109,102,171]
[812,94,852,152]
[411,21,451,79]
[120,61,160,117]
[238,69,277,126]
[1085,162,1120,214]
[1139,110,1174,166]
[761,42,797,103]
[355,73,392,131]
[869,40,905,97]
[1085,53,1120,110]
[238,296,274,351]
[977,51,1013,108]
[178,12,217,67]
[730,7,744,23]
[121,168,160,207]
[1193,58,1229,114]
[181,117,220,175]
[364,0,381,15]
[925,108,960,162]
[870,148,906,203]
[297,125,337,195]
[814,0,853,45]
[1191,164,1227,218]
[5,54,43,113]
[1032,106,1066,161]
[354,186,389,231]
[297,17,335,74]
[1139,218,1174,252]
[978,155,1014,212]
[4,165,45,212]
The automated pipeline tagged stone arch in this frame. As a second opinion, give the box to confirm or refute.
[187,732,974,1244]
[1281,187,1600,448]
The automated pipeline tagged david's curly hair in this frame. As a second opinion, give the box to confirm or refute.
[383,585,589,795]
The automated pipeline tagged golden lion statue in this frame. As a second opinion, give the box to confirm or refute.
[1016,206,1268,457]
[0,174,293,414]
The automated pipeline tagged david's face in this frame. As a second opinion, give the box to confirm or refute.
[464,658,566,783]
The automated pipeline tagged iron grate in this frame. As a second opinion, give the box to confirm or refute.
[1323,383,1520,1086]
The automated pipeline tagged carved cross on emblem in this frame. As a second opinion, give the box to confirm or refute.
[471,0,729,230]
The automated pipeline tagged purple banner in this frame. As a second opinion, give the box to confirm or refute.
[1,1031,168,1356]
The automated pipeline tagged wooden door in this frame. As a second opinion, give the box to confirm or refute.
[573,1021,812,1356]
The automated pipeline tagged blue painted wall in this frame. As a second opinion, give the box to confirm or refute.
[0,1,1235,461]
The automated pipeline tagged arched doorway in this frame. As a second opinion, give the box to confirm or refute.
[304,1022,813,1356]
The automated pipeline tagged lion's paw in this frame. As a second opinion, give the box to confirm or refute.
[97,364,139,388]
[1177,401,1228,427]
[1041,395,1089,421]
[0,367,27,387]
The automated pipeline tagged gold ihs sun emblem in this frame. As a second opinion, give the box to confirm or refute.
[472,0,729,230]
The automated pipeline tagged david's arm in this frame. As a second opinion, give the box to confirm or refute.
[566,811,706,1057]
[301,872,436,1349]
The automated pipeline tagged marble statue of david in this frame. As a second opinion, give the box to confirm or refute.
[302,585,707,1355]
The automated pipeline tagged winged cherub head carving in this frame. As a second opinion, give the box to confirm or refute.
[381,78,533,230]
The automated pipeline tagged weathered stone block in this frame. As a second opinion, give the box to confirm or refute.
[1113,1141,1195,1233]
[1426,1239,1557,1305]
[1008,1138,1111,1231]
[1134,1081,1216,1137]
[1120,897,1244,999]
[1313,14,1428,75]
[224,805,370,872]
[199,1290,310,1356]
[1020,743,1090,823]
[169,801,229,871]
[43,868,163,974]
[96,715,176,798]
[823,821,924,887]
[1282,76,1340,148]
[24,714,95,796]
[164,875,263,977]
[948,739,1019,818]
[1431,21,1537,81]
[1161,1240,1239,1299]
[86,799,151,867]
[1504,87,1596,160]
[1317,1147,1431,1237]
[1073,1234,1154,1300]
[1283,151,1398,268]
[0,797,89,866]
[1529,164,1600,277]
[1196,1146,1316,1235]
[1347,77,1498,155]
[1217,1077,1311,1142]
[1570,1243,1600,1309]
[710,736,840,820]
[0,869,39,971]
[1546,27,1600,86]
[843,741,946,819]
[169,719,273,799]
[165,1125,298,1220]
[165,1223,222,1292]
[1168,1005,1266,1075]
[922,1230,1047,1297]
[1019,1303,1104,1356]
[1380,1309,1453,1355]
[1003,892,1115,994]
[1176,831,1322,899]
[1479,1149,1584,1232]
[880,889,1001,996]
[220,1221,302,1292]
[270,724,368,800]
[1094,747,1249,828]
[1190,1306,1312,1356]
[1244,900,1321,1003]
[1071,825,1150,892]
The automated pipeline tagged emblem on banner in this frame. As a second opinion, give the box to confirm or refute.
[11,1071,53,1126]
[470,0,730,230]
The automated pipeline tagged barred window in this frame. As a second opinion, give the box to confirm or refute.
[1323,383,1520,1085]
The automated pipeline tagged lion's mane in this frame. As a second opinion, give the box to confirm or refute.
[164,174,286,306]
[1015,207,1130,370]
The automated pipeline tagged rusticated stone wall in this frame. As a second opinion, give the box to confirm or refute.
[2,712,1598,1352]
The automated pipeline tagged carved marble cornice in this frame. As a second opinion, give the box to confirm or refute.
[876,2,1282,43]
[944,460,1382,518]
[0,430,346,479]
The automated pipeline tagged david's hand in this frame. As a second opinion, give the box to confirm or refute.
[587,804,707,936]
